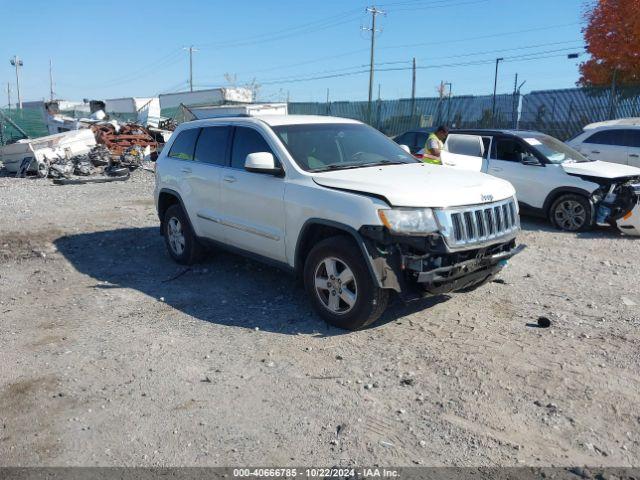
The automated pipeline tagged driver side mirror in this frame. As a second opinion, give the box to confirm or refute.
[399,144,411,154]
[245,152,283,175]
[521,155,541,166]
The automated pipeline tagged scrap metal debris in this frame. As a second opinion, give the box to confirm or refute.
[91,123,158,157]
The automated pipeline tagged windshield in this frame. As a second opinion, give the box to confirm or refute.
[525,134,591,164]
[272,123,418,172]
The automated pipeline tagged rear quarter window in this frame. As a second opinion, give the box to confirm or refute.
[168,128,200,161]
[584,129,625,146]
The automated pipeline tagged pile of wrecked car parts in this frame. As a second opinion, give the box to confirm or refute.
[91,123,158,157]
[0,123,158,184]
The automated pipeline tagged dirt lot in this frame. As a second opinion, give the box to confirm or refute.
[1,169,639,467]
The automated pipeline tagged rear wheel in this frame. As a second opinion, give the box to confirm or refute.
[162,204,204,264]
[549,194,593,232]
[304,236,388,330]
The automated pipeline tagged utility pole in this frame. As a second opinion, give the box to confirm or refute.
[183,46,198,92]
[512,73,518,128]
[609,67,618,120]
[326,88,330,115]
[9,55,23,109]
[363,6,385,122]
[491,57,504,125]
[49,59,55,102]
[7,83,11,112]
[411,57,416,118]
[445,82,452,125]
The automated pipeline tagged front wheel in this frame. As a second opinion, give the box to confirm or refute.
[303,236,388,330]
[549,194,593,232]
[162,204,204,265]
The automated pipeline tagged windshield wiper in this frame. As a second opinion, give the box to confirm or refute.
[357,160,407,168]
[310,160,407,172]
[309,164,364,172]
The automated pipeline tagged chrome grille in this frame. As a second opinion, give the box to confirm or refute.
[436,198,519,249]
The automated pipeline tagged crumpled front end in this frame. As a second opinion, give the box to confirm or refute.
[359,198,524,300]
[590,178,640,231]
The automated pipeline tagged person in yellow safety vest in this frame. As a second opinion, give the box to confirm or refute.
[422,126,449,165]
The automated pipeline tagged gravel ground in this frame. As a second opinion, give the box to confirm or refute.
[0,169,639,467]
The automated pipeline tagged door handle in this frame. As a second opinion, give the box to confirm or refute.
[630,154,639,158]
[591,150,600,154]
[181,167,192,173]
[223,176,237,183]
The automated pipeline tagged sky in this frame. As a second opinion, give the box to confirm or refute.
[0,0,589,105]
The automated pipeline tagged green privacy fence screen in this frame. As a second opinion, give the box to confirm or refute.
[0,108,48,144]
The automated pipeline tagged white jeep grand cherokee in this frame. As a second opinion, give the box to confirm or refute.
[155,115,523,330]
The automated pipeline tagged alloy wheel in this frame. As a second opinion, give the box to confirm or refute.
[314,257,358,315]
[167,217,186,255]
[554,200,587,231]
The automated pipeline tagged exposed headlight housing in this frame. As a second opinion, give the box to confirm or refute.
[378,208,439,235]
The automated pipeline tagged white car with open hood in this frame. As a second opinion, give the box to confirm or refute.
[436,129,640,236]
[155,115,523,330]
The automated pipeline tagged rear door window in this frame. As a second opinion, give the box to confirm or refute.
[168,128,200,161]
[194,126,231,166]
[230,127,276,170]
[493,138,530,162]
[584,129,625,146]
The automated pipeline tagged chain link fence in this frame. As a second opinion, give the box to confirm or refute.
[290,85,640,140]
[3,86,640,145]
[290,93,518,137]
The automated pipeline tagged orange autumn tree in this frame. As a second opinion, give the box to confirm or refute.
[578,0,640,86]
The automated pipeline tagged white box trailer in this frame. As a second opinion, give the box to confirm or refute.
[159,88,253,110]
[183,103,288,120]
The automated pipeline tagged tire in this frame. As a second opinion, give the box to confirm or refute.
[549,194,594,232]
[162,204,204,265]
[303,235,388,330]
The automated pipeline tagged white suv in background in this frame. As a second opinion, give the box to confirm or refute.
[154,115,523,330]
[439,129,640,235]
[567,119,640,168]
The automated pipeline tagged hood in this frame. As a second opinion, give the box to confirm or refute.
[312,163,515,208]
[562,160,640,179]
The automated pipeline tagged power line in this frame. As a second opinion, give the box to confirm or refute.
[257,49,585,86]
[388,0,490,13]
[242,43,584,86]
[195,8,363,49]
[378,22,581,51]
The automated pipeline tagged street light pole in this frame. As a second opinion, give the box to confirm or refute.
[491,57,503,124]
[9,55,23,109]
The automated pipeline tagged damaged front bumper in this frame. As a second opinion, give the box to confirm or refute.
[616,201,640,236]
[588,178,640,231]
[359,225,524,301]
